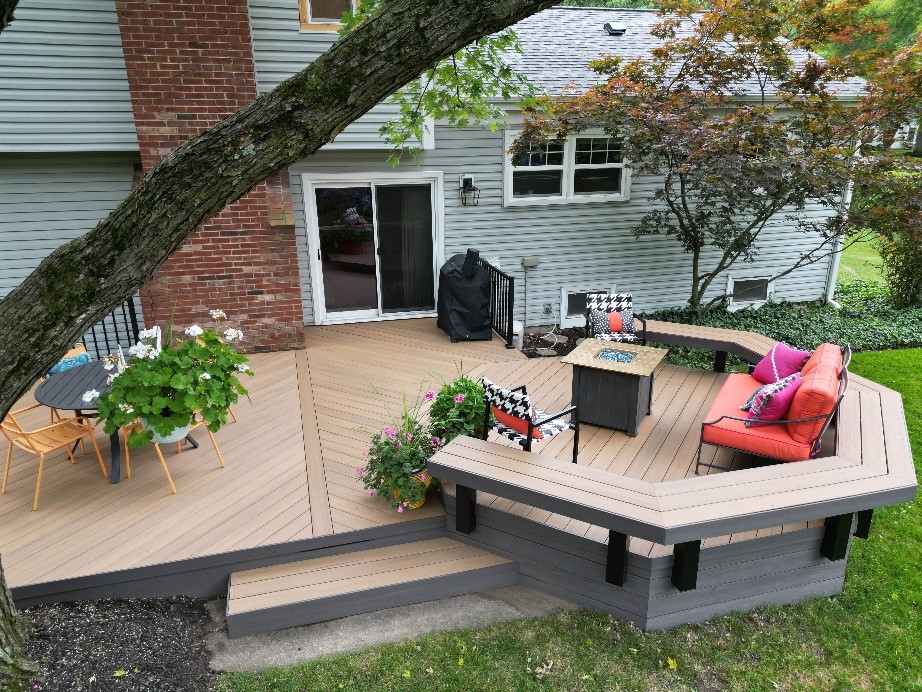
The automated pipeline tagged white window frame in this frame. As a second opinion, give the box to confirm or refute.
[559,285,616,329]
[726,275,774,311]
[503,130,631,207]
[301,0,357,31]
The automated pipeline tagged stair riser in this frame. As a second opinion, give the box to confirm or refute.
[226,562,518,638]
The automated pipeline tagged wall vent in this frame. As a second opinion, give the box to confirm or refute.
[727,276,773,311]
[559,286,616,328]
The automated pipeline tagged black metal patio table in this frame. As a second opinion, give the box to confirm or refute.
[33,360,198,484]
[34,360,125,483]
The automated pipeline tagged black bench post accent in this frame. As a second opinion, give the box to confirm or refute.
[671,540,701,591]
[713,350,728,373]
[606,531,629,586]
[821,514,852,560]
[456,485,477,534]
[854,509,873,539]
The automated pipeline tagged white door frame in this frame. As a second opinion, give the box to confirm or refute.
[302,171,445,325]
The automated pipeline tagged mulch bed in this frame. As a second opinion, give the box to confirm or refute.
[522,327,583,358]
[21,597,216,692]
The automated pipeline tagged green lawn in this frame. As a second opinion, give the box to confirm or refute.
[837,237,884,284]
[218,351,921,692]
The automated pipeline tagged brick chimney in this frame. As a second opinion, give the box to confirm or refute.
[116,0,304,351]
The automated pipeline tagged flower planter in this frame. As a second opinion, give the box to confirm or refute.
[140,418,192,444]
[394,470,432,510]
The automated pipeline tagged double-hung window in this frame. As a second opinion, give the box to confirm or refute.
[503,130,631,206]
[300,0,356,31]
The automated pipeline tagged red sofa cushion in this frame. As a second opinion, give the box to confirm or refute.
[702,373,813,462]
[787,359,840,445]
[801,342,843,377]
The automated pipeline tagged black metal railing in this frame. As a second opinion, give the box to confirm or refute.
[478,258,515,348]
[82,296,144,360]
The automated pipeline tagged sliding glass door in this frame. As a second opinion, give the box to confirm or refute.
[308,176,438,323]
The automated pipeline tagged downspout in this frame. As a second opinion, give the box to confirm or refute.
[825,163,857,307]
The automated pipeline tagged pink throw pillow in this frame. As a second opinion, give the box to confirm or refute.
[746,373,803,427]
[752,342,812,384]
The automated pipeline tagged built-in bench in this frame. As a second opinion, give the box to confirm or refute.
[429,436,702,591]
[428,433,904,594]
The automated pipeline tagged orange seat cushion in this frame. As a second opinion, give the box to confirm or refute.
[801,343,843,377]
[787,361,840,444]
[492,406,543,439]
[702,373,813,462]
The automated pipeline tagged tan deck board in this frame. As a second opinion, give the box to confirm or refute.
[3,318,906,593]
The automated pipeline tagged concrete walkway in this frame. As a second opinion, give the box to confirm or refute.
[207,585,576,672]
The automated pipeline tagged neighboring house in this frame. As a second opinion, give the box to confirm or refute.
[0,2,860,350]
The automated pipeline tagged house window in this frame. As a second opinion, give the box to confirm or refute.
[727,276,773,311]
[300,0,355,31]
[504,131,630,206]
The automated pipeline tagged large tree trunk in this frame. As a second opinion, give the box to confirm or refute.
[0,560,32,692]
[0,0,556,432]
[0,0,555,680]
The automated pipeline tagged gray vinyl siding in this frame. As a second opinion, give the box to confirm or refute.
[289,126,836,326]
[0,153,137,298]
[0,0,138,153]
[247,0,410,150]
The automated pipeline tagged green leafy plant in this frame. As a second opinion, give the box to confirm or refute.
[427,375,486,444]
[357,401,437,512]
[93,312,253,447]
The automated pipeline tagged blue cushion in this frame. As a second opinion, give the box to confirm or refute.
[48,352,90,376]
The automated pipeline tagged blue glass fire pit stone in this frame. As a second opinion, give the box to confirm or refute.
[596,349,636,364]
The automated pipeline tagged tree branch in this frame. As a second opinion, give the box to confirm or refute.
[0,0,558,423]
[0,0,18,33]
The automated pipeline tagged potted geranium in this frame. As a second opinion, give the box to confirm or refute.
[92,310,253,447]
[426,374,486,445]
[357,402,438,512]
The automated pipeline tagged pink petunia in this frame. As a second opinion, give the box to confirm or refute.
[425,390,436,400]
[397,506,404,513]
[454,393,465,403]
[355,466,363,474]
[367,490,373,496]
[419,472,428,483]
[407,433,413,441]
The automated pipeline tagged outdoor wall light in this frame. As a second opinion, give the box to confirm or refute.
[459,174,480,206]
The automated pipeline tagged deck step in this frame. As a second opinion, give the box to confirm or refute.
[225,537,517,638]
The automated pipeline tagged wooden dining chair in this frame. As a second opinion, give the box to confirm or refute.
[1,403,107,510]
[47,343,91,425]
[123,414,225,495]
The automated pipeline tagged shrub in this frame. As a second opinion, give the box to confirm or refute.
[427,375,486,444]
[647,281,922,362]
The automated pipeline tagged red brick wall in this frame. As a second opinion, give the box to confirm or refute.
[116,0,304,351]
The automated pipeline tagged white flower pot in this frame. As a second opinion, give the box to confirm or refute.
[140,417,192,444]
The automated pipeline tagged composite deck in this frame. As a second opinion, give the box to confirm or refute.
[1,319,915,630]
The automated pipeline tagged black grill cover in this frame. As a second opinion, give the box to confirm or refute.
[437,249,492,341]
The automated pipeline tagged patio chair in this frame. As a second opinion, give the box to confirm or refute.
[585,292,646,345]
[123,414,226,494]
[1,404,107,510]
[481,377,580,464]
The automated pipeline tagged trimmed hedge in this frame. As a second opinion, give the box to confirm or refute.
[646,280,922,369]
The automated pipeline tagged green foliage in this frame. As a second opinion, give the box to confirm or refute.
[340,0,540,164]
[850,160,922,307]
[519,0,922,310]
[648,281,922,365]
[94,322,252,447]
[427,376,486,445]
[358,402,437,511]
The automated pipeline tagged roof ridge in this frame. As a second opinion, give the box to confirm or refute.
[549,5,663,11]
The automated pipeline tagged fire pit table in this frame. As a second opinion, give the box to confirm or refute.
[561,339,668,436]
